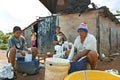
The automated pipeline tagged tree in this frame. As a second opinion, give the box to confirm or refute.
[0,30,4,40]
[0,31,12,49]
[116,10,120,14]
[3,32,13,43]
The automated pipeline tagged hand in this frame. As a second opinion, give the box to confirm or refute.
[21,52,25,56]
[17,50,22,53]
[72,55,78,62]
[65,51,70,56]
[17,50,25,56]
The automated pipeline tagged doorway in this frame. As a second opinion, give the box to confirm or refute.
[33,23,38,47]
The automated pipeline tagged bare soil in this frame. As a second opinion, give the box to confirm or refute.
[0,49,120,80]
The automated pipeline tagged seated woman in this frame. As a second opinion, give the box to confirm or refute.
[7,26,38,70]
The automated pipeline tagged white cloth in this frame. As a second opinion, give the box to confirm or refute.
[53,45,63,58]
[25,54,32,62]
[74,33,97,53]
[68,44,75,60]
[0,63,14,79]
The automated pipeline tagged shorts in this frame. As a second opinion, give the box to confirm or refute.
[31,40,36,46]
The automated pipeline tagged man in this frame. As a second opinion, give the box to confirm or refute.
[52,26,67,46]
[68,22,98,69]
[8,26,38,70]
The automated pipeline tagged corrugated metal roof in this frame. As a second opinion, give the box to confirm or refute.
[39,0,91,13]
[98,6,120,24]
[23,6,120,31]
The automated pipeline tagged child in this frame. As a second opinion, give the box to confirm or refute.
[57,33,63,45]
[31,29,37,47]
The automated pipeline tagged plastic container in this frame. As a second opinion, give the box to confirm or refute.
[64,70,120,80]
[16,58,39,74]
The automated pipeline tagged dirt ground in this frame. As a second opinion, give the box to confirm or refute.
[0,50,44,80]
[0,49,120,80]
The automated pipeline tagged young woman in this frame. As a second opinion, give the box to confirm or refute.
[8,26,38,70]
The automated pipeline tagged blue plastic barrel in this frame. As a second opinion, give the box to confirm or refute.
[16,58,39,74]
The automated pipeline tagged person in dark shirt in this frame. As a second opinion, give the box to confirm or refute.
[52,26,67,46]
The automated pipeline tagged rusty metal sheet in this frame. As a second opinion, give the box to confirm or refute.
[39,0,91,13]
[37,16,57,52]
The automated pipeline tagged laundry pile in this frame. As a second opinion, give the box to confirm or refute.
[0,63,14,79]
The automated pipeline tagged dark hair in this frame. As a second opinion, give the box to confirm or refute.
[56,26,60,29]
[13,26,22,33]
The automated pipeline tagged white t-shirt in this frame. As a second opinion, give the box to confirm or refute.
[68,33,98,60]
[74,33,97,53]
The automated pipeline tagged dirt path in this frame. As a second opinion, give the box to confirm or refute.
[0,49,120,80]
[0,50,7,67]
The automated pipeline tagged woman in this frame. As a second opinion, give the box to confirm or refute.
[8,26,38,70]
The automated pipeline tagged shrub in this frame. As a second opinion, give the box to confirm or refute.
[0,43,8,50]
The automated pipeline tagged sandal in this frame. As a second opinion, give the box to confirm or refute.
[13,72,17,79]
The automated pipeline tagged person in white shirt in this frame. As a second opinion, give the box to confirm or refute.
[68,22,98,69]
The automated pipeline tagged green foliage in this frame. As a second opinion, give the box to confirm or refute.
[116,10,120,14]
[3,32,13,43]
[0,43,8,50]
[0,31,12,43]
[0,30,12,49]
[0,31,4,39]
